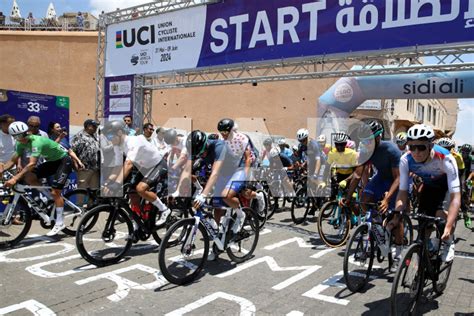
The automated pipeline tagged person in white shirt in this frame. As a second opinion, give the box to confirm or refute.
[102,121,171,225]
[163,129,188,172]
[0,114,16,164]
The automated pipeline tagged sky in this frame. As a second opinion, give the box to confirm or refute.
[1,0,473,145]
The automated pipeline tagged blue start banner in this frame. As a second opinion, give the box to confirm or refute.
[105,0,474,77]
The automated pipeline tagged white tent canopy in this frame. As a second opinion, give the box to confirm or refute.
[10,0,21,19]
[45,2,57,19]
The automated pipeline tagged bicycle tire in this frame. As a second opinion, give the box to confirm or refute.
[343,224,375,292]
[226,207,260,263]
[318,200,351,248]
[390,243,424,315]
[432,226,452,295]
[251,189,267,230]
[290,187,310,225]
[152,208,190,246]
[158,218,209,285]
[62,189,97,236]
[0,198,32,249]
[76,205,133,267]
[267,195,279,219]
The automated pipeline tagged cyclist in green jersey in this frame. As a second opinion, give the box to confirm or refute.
[0,122,73,236]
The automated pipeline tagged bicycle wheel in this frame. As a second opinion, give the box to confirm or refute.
[291,188,311,225]
[401,213,414,246]
[267,195,279,219]
[390,243,424,315]
[318,201,351,247]
[62,189,96,236]
[76,205,133,267]
[226,207,260,263]
[433,226,453,295]
[343,224,375,292]
[0,199,32,249]
[152,208,189,246]
[158,218,209,285]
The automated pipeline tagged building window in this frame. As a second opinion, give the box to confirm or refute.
[428,105,432,122]
[433,108,437,125]
[417,103,425,122]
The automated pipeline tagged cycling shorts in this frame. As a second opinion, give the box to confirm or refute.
[363,173,397,208]
[34,156,72,190]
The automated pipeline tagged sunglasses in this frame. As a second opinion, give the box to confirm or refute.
[28,124,40,128]
[13,133,28,140]
[408,144,429,152]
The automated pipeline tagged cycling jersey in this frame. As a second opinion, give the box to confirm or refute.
[366,141,401,181]
[16,135,67,162]
[298,139,322,176]
[327,148,358,175]
[123,135,164,171]
[399,145,460,194]
[450,150,465,170]
[269,153,293,169]
[223,131,256,167]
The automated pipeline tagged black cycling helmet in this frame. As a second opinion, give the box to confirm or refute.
[163,129,178,145]
[263,138,273,146]
[186,130,208,159]
[102,120,127,136]
[461,143,472,152]
[217,118,234,132]
[208,133,219,140]
[358,119,384,140]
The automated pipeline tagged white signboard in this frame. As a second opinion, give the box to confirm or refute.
[357,100,382,110]
[105,6,206,77]
[109,97,131,112]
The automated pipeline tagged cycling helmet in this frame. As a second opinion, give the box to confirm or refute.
[367,119,384,137]
[102,120,127,136]
[346,140,356,149]
[296,128,309,141]
[292,145,298,151]
[186,130,208,159]
[333,132,349,144]
[163,129,178,145]
[217,118,234,132]
[317,135,326,143]
[437,137,455,149]
[269,148,280,158]
[461,144,472,152]
[396,132,407,145]
[278,138,287,145]
[263,138,273,146]
[406,124,435,142]
[8,121,29,136]
[208,133,219,140]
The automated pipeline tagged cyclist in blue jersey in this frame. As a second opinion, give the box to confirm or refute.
[395,124,461,262]
[342,120,403,271]
[296,128,323,192]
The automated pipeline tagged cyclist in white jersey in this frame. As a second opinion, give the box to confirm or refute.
[395,124,461,262]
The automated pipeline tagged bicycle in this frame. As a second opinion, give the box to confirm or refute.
[343,204,413,292]
[317,180,361,247]
[158,202,260,285]
[0,171,94,249]
[390,213,453,315]
[75,183,189,267]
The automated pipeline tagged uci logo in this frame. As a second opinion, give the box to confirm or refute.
[130,54,139,66]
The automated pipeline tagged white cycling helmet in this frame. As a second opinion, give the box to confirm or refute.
[269,148,280,158]
[407,124,435,142]
[437,137,455,149]
[292,145,298,151]
[278,138,287,145]
[8,121,29,136]
[317,134,326,143]
[333,132,349,144]
[296,128,309,141]
[396,132,407,145]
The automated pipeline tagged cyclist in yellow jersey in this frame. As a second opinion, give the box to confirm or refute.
[327,132,358,183]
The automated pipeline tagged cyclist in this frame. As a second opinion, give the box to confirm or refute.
[317,134,331,156]
[327,132,358,183]
[268,147,294,195]
[278,138,293,160]
[102,120,171,226]
[296,128,323,195]
[0,121,73,236]
[163,128,188,173]
[395,124,461,262]
[261,138,275,167]
[395,132,408,153]
[341,120,403,270]
[460,144,473,227]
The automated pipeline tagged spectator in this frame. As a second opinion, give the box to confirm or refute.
[26,12,35,25]
[27,116,49,138]
[153,126,169,155]
[0,12,5,26]
[142,123,154,141]
[99,127,122,184]
[48,122,70,150]
[76,11,84,30]
[71,119,100,189]
[0,114,16,164]
[123,115,137,136]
